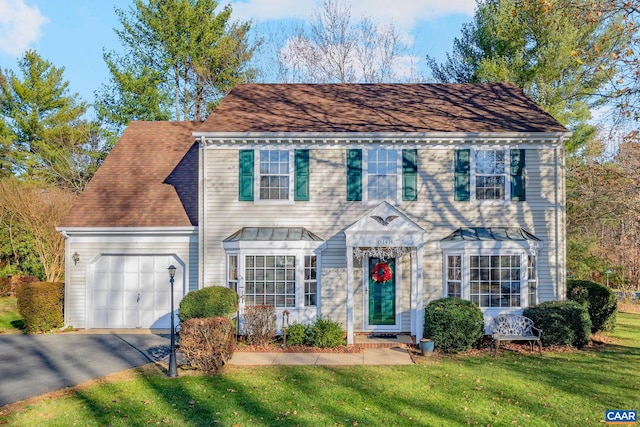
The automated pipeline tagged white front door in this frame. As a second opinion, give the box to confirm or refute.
[90,255,184,328]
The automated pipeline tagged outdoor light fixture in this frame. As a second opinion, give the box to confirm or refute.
[167,265,178,378]
[72,252,80,266]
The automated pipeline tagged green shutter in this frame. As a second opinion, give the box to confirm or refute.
[294,149,310,201]
[402,149,418,201]
[510,149,526,201]
[346,149,362,201]
[238,149,254,201]
[454,149,470,201]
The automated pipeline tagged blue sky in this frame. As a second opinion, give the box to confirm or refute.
[0,0,475,109]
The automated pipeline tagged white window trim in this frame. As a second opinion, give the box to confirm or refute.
[440,239,542,310]
[470,148,511,205]
[362,148,402,205]
[254,149,295,205]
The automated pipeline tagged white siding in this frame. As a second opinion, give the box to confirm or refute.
[202,142,565,333]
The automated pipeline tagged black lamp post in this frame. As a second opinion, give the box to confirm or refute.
[167,265,178,378]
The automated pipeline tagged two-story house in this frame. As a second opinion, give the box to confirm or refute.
[58,83,570,343]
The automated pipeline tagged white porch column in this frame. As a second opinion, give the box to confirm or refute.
[415,244,424,340]
[410,247,418,338]
[346,246,355,344]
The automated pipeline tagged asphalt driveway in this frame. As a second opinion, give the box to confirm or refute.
[0,332,170,407]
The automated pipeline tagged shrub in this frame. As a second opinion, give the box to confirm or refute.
[15,281,64,333]
[286,322,309,346]
[307,317,345,348]
[244,305,277,345]
[0,277,11,297]
[524,301,591,348]
[424,298,484,353]
[567,279,617,332]
[179,317,235,374]
[178,286,238,322]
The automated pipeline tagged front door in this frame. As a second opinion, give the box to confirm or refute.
[368,257,396,326]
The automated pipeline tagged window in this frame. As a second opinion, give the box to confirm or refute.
[470,255,521,308]
[245,255,296,308]
[304,255,317,306]
[367,149,398,200]
[228,255,238,293]
[446,255,462,298]
[259,150,290,200]
[475,150,506,200]
[528,255,537,306]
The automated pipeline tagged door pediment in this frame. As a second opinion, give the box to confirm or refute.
[344,202,425,248]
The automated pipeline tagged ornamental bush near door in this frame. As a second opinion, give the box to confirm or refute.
[567,279,617,332]
[423,298,484,353]
[178,285,238,322]
[523,301,591,348]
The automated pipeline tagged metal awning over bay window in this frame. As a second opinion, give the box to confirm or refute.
[439,227,543,310]
[222,227,325,326]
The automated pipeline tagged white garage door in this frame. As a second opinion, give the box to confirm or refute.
[90,255,185,328]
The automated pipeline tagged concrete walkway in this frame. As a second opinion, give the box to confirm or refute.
[229,347,414,366]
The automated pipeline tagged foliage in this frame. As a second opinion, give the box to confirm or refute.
[0,50,106,192]
[524,301,591,348]
[15,281,64,334]
[306,317,345,348]
[0,277,10,297]
[243,304,277,345]
[178,286,238,322]
[0,179,75,282]
[178,317,235,375]
[568,279,618,332]
[426,0,628,153]
[5,312,639,426]
[96,0,257,129]
[285,322,309,346]
[423,297,484,353]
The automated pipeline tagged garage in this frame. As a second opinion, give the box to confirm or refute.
[90,255,185,328]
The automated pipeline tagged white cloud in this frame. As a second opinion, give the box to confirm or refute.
[0,0,49,56]
[231,0,475,27]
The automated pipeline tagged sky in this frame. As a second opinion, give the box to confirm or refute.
[0,0,476,111]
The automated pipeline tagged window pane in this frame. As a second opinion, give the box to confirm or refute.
[244,255,296,308]
[259,150,290,200]
[475,150,506,200]
[469,254,522,308]
[304,255,317,307]
[367,149,398,200]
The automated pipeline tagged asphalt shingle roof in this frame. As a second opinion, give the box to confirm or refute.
[59,121,199,228]
[199,83,568,134]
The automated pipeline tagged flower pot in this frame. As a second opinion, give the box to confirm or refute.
[419,338,434,356]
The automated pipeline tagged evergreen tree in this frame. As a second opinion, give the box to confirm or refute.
[96,0,257,130]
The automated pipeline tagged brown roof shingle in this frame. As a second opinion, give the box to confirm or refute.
[59,121,199,228]
[199,83,568,133]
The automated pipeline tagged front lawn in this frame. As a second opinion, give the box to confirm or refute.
[1,313,639,426]
[0,296,22,333]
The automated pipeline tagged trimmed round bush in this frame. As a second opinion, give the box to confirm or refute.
[286,323,309,346]
[307,317,345,348]
[524,301,591,348]
[567,279,617,332]
[424,298,484,353]
[178,286,238,322]
[15,281,64,333]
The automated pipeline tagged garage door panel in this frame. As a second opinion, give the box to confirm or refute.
[91,255,184,328]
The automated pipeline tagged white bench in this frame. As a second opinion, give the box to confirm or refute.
[489,315,542,357]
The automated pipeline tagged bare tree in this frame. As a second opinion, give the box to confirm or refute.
[256,0,420,83]
[0,179,76,282]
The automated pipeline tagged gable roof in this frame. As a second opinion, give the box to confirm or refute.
[59,121,199,228]
[198,83,568,134]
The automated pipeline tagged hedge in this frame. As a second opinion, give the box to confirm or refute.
[178,286,238,322]
[15,281,64,333]
[567,279,617,332]
[524,301,591,348]
[179,317,235,374]
[424,298,484,353]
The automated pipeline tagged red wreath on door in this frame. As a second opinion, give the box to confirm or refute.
[372,262,392,283]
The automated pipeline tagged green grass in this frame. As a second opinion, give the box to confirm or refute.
[2,313,639,426]
[0,296,23,332]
